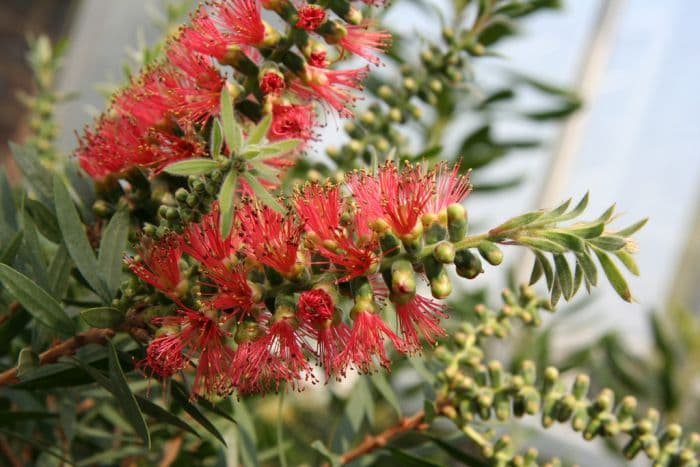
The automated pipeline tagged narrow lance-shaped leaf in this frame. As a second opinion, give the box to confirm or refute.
[0,264,74,336]
[98,206,130,295]
[242,172,285,214]
[246,113,272,146]
[220,87,242,153]
[0,231,23,265]
[53,175,110,301]
[211,119,224,157]
[107,342,150,448]
[163,158,218,176]
[81,307,124,329]
[553,254,573,300]
[595,250,632,302]
[218,170,238,238]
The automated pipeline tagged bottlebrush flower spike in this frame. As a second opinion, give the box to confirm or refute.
[259,69,286,95]
[268,103,316,143]
[181,202,240,278]
[296,5,326,31]
[427,161,472,214]
[178,6,231,61]
[297,288,351,379]
[127,236,185,300]
[339,22,392,66]
[337,306,403,373]
[394,295,448,352]
[208,268,258,321]
[290,64,369,118]
[348,162,433,237]
[295,183,378,281]
[237,202,304,278]
[214,0,266,46]
[143,328,188,379]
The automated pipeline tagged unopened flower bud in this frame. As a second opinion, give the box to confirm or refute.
[454,248,482,279]
[478,241,503,265]
[433,241,456,264]
[447,203,468,241]
[390,260,416,296]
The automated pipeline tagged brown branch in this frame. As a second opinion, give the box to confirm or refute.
[0,328,114,386]
[159,435,183,467]
[338,409,429,465]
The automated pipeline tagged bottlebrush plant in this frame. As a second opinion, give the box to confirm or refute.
[0,1,697,466]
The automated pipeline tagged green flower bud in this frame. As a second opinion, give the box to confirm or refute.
[447,203,468,241]
[454,248,482,279]
[478,241,503,265]
[400,221,423,257]
[430,267,452,299]
[390,259,416,296]
[403,77,418,94]
[92,200,113,218]
[433,241,455,264]
[378,85,393,100]
[379,231,401,256]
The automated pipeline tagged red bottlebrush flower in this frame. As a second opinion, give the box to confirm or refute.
[127,236,185,300]
[209,268,257,320]
[214,0,265,46]
[260,70,286,95]
[297,289,350,378]
[268,103,316,143]
[394,295,448,352]
[339,22,391,66]
[181,202,240,278]
[179,6,231,61]
[295,183,378,281]
[143,330,188,379]
[143,308,236,398]
[237,202,303,277]
[290,64,369,118]
[296,5,326,31]
[243,317,313,392]
[428,162,472,214]
[165,43,225,124]
[337,309,403,373]
[348,162,433,237]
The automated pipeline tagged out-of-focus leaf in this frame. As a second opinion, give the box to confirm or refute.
[370,373,402,417]
[9,142,53,203]
[171,381,227,445]
[16,348,39,378]
[48,243,72,299]
[107,342,150,448]
[616,218,649,237]
[0,428,72,464]
[97,206,129,295]
[345,377,375,432]
[423,434,489,467]
[25,198,61,243]
[381,447,442,466]
[232,397,258,467]
[221,88,242,152]
[54,175,110,301]
[247,114,271,145]
[81,307,124,329]
[163,158,218,176]
[20,210,49,290]
[0,169,18,239]
[478,15,518,46]
[311,440,340,467]
[615,250,640,276]
[0,411,58,426]
[135,396,200,438]
[0,264,74,336]
[0,231,23,265]
[242,172,284,214]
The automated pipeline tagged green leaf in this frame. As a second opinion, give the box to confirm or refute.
[517,236,567,253]
[218,170,238,238]
[163,158,218,176]
[16,348,39,377]
[242,172,285,214]
[220,87,242,152]
[534,251,554,290]
[25,198,61,243]
[0,231,23,265]
[211,119,224,157]
[589,235,626,252]
[595,250,632,302]
[558,192,589,221]
[615,250,640,276]
[20,210,50,290]
[541,230,585,253]
[616,218,648,237]
[572,262,583,296]
[81,307,124,328]
[0,263,74,336]
[171,381,227,445]
[540,197,572,222]
[0,428,72,464]
[9,142,53,203]
[382,447,442,467]
[567,221,605,239]
[370,373,402,417]
[575,252,598,287]
[53,175,110,301]
[597,204,617,223]
[258,139,302,156]
[135,396,200,438]
[310,440,340,467]
[489,210,543,236]
[98,206,129,295]
[423,435,489,467]
[107,342,150,448]
[345,378,374,432]
[553,254,573,300]
[247,114,272,145]
[528,255,543,285]
[48,243,72,298]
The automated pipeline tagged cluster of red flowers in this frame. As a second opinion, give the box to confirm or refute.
[130,162,471,397]
[77,0,391,179]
